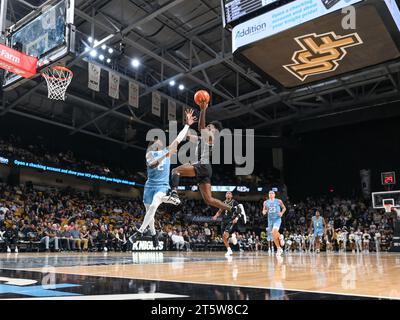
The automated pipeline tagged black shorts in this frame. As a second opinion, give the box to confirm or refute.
[193,163,212,185]
[221,218,236,234]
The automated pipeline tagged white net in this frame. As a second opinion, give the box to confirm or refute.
[41,66,73,100]
[384,204,393,213]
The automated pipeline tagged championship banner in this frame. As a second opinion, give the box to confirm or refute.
[129,82,139,108]
[88,63,101,92]
[152,91,161,117]
[168,99,176,121]
[108,72,120,99]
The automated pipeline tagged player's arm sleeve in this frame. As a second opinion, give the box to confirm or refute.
[173,125,190,144]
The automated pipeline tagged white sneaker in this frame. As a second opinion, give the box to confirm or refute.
[231,233,238,245]
[15,247,18,253]
[239,204,247,224]
[162,192,181,206]
[267,249,272,255]
[7,247,11,253]
[103,247,108,252]
[276,248,283,257]
[279,235,285,247]
[225,248,233,256]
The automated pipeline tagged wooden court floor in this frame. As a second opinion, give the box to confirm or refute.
[2,251,399,299]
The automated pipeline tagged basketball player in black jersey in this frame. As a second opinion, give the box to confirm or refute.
[166,102,246,222]
[212,191,239,256]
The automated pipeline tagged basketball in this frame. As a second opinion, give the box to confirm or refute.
[194,90,210,107]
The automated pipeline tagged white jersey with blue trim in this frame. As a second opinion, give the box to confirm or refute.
[145,149,170,187]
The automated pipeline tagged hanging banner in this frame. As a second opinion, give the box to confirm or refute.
[129,82,139,108]
[152,91,161,117]
[108,72,120,99]
[360,169,371,199]
[168,100,176,121]
[88,63,101,92]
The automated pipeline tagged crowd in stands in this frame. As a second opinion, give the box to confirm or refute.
[0,182,396,253]
[0,135,143,183]
[0,134,281,188]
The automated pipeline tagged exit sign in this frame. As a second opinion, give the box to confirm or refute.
[381,172,396,185]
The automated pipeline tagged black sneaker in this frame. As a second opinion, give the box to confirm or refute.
[164,190,181,205]
[129,231,143,245]
[152,233,160,249]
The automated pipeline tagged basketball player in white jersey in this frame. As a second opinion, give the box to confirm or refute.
[363,229,371,253]
[355,228,363,253]
[348,228,356,253]
[341,227,348,253]
[262,191,286,257]
[374,230,381,252]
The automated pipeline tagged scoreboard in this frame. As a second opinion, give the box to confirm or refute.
[222,0,294,29]
[382,172,396,186]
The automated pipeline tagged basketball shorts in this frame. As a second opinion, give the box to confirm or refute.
[314,229,324,237]
[143,185,170,206]
[268,217,281,231]
[222,217,237,234]
[193,163,212,184]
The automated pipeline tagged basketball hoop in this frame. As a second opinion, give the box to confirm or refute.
[384,204,393,213]
[41,66,73,101]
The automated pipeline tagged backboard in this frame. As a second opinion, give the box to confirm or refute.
[372,190,400,209]
[2,0,75,90]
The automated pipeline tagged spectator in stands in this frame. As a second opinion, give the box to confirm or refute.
[80,225,90,251]
[97,225,110,252]
[60,225,72,251]
[5,224,19,253]
[204,223,211,249]
[0,226,5,251]
[115,228,127,252]
[39,223,57,252]
[171,231,185,251]
[70,224,82,251]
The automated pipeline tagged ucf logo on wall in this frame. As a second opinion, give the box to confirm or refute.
[284,32,363,81]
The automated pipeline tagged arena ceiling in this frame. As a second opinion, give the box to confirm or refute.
[2,0,400,150]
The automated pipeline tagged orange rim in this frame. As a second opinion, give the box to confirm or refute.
[41,66,73,81]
